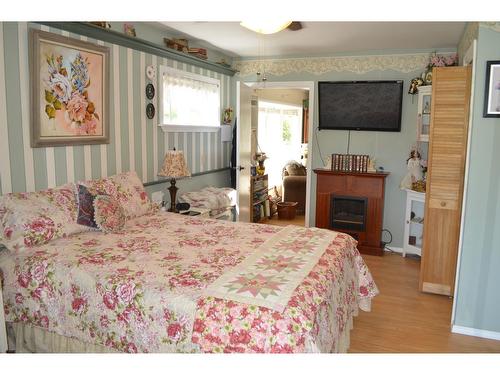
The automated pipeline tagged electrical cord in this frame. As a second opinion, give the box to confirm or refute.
[314,126,326,166]
[381,229,394,253]
[382,228,393,245]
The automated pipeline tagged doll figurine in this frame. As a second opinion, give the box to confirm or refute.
[400,149,423,190]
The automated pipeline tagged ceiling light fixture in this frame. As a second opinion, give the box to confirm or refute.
[240,20,292,35]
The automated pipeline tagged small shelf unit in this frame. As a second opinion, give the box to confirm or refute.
[403,188,426,257]
[250,174,269,223]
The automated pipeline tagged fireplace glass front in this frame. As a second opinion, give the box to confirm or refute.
[330,195,367,232]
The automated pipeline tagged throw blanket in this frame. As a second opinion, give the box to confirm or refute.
[179,187,237,213]
[204,226,333,312]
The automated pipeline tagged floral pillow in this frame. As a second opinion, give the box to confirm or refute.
[0,183,87,250]
[93,195,126,233]
[79,171,152,220]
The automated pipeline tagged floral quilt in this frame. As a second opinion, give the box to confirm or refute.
[0,211,378,353]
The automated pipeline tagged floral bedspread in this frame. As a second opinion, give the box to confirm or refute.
[0,212,378,353]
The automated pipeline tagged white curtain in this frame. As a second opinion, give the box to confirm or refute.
[162,72,220,127]
[258,101,303,188]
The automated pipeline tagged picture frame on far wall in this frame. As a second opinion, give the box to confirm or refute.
[483,60,500,118]
[30,29,110,147]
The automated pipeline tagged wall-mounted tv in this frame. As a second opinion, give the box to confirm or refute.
[318,80,403,132]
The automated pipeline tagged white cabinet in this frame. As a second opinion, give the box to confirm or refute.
[417,85,432,142]
[403,189,425,257]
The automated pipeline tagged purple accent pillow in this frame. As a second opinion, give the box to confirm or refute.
[76,184,98,228]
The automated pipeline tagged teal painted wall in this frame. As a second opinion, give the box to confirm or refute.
[0,22,233,197]
[233,51,454,247]
[454,24,500,333]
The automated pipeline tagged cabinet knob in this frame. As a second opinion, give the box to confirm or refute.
[440,201,446,207]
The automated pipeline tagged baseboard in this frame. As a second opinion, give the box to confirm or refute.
[452,325,500,341]
[384,246,403,254]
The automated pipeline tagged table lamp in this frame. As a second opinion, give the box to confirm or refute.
[158,149,191,212]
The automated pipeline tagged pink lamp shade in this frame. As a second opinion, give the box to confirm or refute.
[158,150,191,178]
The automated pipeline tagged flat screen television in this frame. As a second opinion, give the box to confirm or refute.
[318,80,403,131]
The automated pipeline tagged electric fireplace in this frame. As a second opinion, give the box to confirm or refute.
[330,195,367,232]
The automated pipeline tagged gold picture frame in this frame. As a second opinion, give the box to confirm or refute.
[30,29,110,147]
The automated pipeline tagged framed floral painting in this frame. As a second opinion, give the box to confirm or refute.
[30,29,110,147]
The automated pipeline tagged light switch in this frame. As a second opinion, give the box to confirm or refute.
[221,124,232,142]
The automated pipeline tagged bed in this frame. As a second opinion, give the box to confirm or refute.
[0,172,378,353]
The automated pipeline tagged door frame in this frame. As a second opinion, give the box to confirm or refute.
[451,39,477,325]
[237,80,315,227]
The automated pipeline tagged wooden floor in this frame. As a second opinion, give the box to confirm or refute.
[265,214,305,227]
[349,252,500,352]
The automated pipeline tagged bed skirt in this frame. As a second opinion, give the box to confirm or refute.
[7,323,117,353]
[7,311,355,354]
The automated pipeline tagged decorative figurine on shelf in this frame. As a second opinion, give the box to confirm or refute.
[222,107,233,124]
[255,152,267,176]
[324,155,332,169]
[400,148,424,190]
[124,23,136,37]
[90,22,111,29]
[408,77,424,95]
[367,157,376,173]
[412,180,426,193]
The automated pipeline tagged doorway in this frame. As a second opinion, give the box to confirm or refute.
[236,81,315,227]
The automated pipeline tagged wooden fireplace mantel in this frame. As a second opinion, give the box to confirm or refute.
[314,168,390,256]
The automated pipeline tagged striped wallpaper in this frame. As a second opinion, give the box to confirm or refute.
[0,22,232,195]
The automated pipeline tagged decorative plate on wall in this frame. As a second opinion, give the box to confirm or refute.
[146,103,155,119]
[424,71,433,85]
[146,83,155,100]
[146,65,156,81]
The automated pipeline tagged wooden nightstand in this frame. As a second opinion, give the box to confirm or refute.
[0,279,7,353]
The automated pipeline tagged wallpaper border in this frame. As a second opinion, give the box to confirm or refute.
[233,52,450,76]
[480,22,500,33]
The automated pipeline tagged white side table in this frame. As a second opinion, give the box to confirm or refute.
[0,279,7,353]
[403,189,426,257]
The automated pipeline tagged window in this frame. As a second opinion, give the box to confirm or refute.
[258,101,303,188]
[159,66,220,131]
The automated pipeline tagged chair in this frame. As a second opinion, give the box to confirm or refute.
[282,161,307,214]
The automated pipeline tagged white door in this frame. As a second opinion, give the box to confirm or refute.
[236,82,253,222]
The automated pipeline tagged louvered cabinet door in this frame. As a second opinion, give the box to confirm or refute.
[419,66,472,296]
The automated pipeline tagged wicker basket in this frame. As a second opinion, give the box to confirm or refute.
[277,201,298,220]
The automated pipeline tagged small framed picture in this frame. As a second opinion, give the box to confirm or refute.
[483,60,500,118]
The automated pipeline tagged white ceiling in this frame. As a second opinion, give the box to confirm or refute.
[156,22,466,59]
